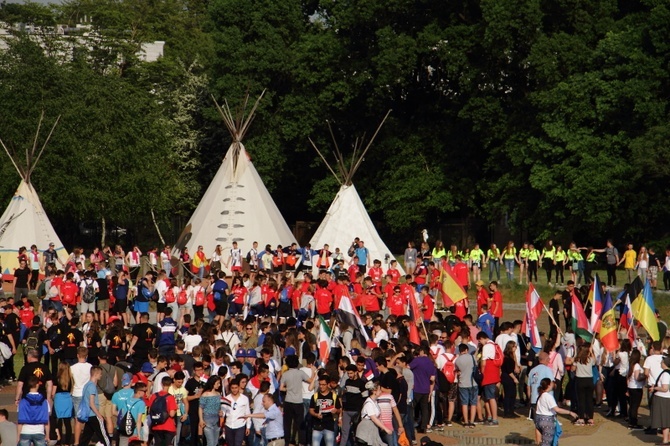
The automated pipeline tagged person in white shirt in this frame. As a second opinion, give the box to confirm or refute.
[154,271,169,323]
[79,271,100,316]
[534,378,577,446]
[183,326,202,353]
[651,356,670,444]
[161,247,172,278]
[627,349,646,429]
[222,379,251,446]
[70,347,92,446]
[372,322,389,345]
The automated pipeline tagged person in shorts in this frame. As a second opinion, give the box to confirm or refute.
[454,343,479,427]
[477,331,501,427]
[228,242,243,274]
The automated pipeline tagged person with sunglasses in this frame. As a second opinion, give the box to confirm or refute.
[221,378,251,446]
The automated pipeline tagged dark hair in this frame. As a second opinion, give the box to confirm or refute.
[538,377,552,397]
[476,331,489,340]
[203,375,221,392]
[458,343,470,354]
[285,355,299,369]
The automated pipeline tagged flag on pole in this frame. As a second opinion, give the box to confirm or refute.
[440,264,467,307]
[588,274,603,333]
[527,283,544,319]
[599,291,619,351]
[571,291,592,342]
[318,316,332,364]
[619,291,636,345]
[632,280,660,341]
[336,294,371,345]
[407,290,422,345]
[521,284,544,351]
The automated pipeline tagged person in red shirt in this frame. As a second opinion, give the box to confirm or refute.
[387,285,406,317]
[368,260,383,290]
[332,275,350,309]
[420,287,434,322]
[489,281,503,335]
[453,256,470,290]
[414,256,428,289]
[60,272,79,308]
[314,280,334,319]
[475,280,489,316]
[348,258,360,283]
[230,276,248,318]
[386,260,401,284]
[148,375,178,445]
[360,277,381,313]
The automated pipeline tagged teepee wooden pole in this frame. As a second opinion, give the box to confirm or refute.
[309,137,341,185]
[0,138,24,179]
[350,109,392,177]
[327,121,348,183]
[31,115,61,175]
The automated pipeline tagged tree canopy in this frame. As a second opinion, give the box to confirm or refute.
[0,0,669,249]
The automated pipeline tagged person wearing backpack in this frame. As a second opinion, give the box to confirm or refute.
[79,271,99,318]
[435,341,458,428]
[477,331,503,427]
[309,376,342,446]
[22,316,45,363]
[17,375,50,446]
[148,376,178,446]
[454,343,479,428]
[78,366,111,446]
[113,381,147,446]
[97,352,119,437]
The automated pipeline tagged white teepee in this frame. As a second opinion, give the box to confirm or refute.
[309,111,404,274]
[0,114,68,280]
[174,92,296,257]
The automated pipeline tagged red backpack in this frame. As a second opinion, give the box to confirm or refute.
[177,289,188,305]
[489,342,504,367]
[441,353,456,384]
[194,289,205,306]
[165,288,176,304]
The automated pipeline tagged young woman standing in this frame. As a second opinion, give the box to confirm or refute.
[540,240,556,287]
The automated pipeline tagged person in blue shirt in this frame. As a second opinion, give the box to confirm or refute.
[158,308,178,358]
[114,382,147,446]
[477,305,495,339]
[354,240,370,274]
[527,352,556,444]
[212,271,230,327]
[243,393,284,446]
[111,373,135,415]
[79,366,110,446]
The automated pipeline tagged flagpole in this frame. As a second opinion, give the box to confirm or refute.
[419,318,430,343]
[541,301,564,337]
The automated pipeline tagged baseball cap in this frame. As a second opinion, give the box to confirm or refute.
[49,242,55,247]
[121,373,132,386]
[235,348,247,358]
[284,347,296,356]
[349,348,361,356]
[108,316,120,324]
[141,362,154,373]
[246,348,257,358]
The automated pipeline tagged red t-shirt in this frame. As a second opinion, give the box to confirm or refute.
[454,299,467,320]
[482,341,501,385]
[414,265,427,285]
[361,291,380,312]
[265,288,277,307]
[332,284,349,309]
[232,286,247,305]
[490,291,503,318]
[400,283,414,303]
[20,307,34,327]
[387,268,400,284]
[314,287,333,314]
[50,277,63,301]
[348,265,359,283]
[476,288,489,316]
[387,289,405,316]
[147,391,178,432]
[291,287,301,310]
[60,281,78,305]
[453,263,469,288]
[369,267,383,285]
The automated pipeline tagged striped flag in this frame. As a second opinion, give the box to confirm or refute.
[619,291,636,345]
[588,274,603,333]
[336,294,370,345]
[599,291,619,352]
[407,290,422,345]
[523,284,543,350]
[318,316,332,364]
[440,264,467,306]
[571,291,592,342]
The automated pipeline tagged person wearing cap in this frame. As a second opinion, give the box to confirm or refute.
[43,242,62,275]
[474,280,488,316]
[132,362,156,394]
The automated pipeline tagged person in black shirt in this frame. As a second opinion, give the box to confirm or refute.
[309,377,341,446]
[15,348,52,400]
[129,312,157,370]
[561,281,580,330]
[105,318,127,365]
[44,312,63,376]
[185,362,205,446]
[341,364,367,446]
[3,305,21,380]
[13,259,31,300]
[58,317,84,365]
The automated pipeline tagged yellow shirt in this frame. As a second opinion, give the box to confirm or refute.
[623,249,637,269]
[470,249,484,262]
[503,247,517,260]
[169,385,189,417]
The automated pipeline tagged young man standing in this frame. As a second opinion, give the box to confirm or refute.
[169,371,189,446]
[0,408,16,446]
[129,312,157,370]
[477,331,501,427]
[78,366,110,446]
[309,377,342,446]
[71,347,92,446]
[185,362,205,446]
[17,376,49,446]
[222,379,251,446]
[147,376,178,446]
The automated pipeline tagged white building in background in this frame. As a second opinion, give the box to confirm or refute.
[0,22,165,62]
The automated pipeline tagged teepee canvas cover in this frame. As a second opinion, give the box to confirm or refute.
[0,114,68,280]
[308,111,404,274]
[174,92,296,256]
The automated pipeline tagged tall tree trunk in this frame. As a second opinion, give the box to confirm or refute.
[151,208,166,246]
[101,215,106,247]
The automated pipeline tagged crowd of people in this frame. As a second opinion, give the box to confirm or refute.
[1,238,670,446]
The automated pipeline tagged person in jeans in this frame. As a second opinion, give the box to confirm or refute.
[243,393,284,446]
[17,376,49,446]
[309,377,341,446]
[340,364,367,446]
[454,343,478,427]
[147,376,178,446]
[222,378,251,446]
[199,376,223,446]
[78,366,110,446]
[409,346,436,433]
[279,355,317,445]
[573,346,595,426]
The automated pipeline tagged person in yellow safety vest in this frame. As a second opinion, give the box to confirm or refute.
[518,243,530,286]
[554,245,567,286]
[432,241,447,265]
[502,241,520,283]
[568,243,587,286]
[470,243,485,284]
[462,248,471,283]
[540,240,556,287]
[486,243,500,281]
[526,244,540,283]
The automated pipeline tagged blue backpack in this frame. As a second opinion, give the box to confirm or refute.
[54,392,74,419]
[279,288,290,303]
[18,393,49,425]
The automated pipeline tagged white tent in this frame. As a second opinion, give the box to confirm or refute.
[0,114,68,281]
[308,111,405,274]
[174,92,296,258]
